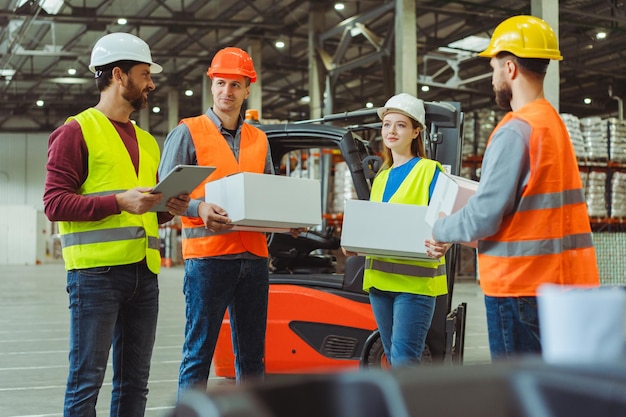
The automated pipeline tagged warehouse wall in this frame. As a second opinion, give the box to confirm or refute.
[0,132,49,209]
[0,132,51,265]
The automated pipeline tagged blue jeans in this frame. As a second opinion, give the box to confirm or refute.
[484,295,542,361]
[64,263,159,417]
[368,288,436,367]
[178,257,269,394]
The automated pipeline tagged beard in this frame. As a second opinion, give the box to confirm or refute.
[494,81,513,111]
[122,77,148,112]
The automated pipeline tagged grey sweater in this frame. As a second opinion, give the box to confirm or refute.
[433,118,531,245]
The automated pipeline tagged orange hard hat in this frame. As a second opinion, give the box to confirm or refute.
[207,47,257,82]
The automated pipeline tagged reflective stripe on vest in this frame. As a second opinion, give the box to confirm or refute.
[517,188,585,212]
[480,232,594,257]
[61,227,160,251]
[367,258,446,278]
[182,225,228,239]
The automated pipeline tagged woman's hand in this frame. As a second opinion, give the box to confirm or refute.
[425,238,451,259]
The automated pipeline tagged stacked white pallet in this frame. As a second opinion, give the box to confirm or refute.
[331,161,357,213]
[583,170,608,218]
[580,116,609,161]
[610,171,626,218]
[561,113,587,159]
[608,118,626,163]
[462,113,476,156]
[475,109,500,155]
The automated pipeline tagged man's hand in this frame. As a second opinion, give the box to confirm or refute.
[198,202,233,233]
[116,187,163,214]
[165,194,191,216]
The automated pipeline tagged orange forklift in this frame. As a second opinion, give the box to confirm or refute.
[213,102,467,376]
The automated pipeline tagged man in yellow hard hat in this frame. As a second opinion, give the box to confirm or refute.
[432,15,600,360]
[159,47,273,393]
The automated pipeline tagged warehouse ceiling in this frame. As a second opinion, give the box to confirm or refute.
[1,0,626,136]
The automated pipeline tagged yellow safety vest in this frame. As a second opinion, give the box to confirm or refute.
[58,108,161,273]
[363,158,448,296]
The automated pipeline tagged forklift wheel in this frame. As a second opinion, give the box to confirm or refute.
[363,336,390,369]
[361,331,433,368]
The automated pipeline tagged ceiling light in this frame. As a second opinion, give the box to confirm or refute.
[349,26,362,37]
[117,18,128,25]
[447,35,491,53]
[365,102,374,108]
[299,95,310,104]
[596,31,607,40]
[0,68,16,79]
[50,77,90,84]
[584,97,592,105]
[152,106,161,113]
[275,40,285,49]
[67,68,76,75]
[17,0,63,14]
[36,100,44,107]
[334,3,345,11]
[421,85,430,92]
[185,89,193,97]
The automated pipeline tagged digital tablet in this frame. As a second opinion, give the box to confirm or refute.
[150,165,216,212]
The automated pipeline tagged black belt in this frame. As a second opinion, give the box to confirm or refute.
[367,258,445,278]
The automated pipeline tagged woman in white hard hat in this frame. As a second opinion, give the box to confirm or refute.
[350,93,450,367]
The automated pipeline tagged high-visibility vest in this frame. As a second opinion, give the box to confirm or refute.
[478,99,600,296]
[58,108,161,273]
[180,115,269,259]
[363,158,448,296]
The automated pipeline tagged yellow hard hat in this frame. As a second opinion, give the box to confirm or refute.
[479,15,563,61]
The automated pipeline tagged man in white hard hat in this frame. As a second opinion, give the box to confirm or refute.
[43,32,189,416]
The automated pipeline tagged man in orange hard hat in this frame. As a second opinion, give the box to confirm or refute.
[159,47,273,393]
[432,16,600,360]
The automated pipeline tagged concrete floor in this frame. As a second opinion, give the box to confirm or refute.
[0,261,490,417]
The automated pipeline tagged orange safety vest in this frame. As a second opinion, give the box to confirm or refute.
[478,99,599,296]
[180,115,269,259]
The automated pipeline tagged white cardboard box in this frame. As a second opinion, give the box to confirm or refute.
[425,173,479,248]
[340,199,435,260]
[204,172,321,231]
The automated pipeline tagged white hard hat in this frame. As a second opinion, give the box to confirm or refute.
[89,32,162,74]
[377,93,426,129]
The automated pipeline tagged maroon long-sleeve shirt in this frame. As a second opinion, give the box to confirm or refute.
[43,117,169,224]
